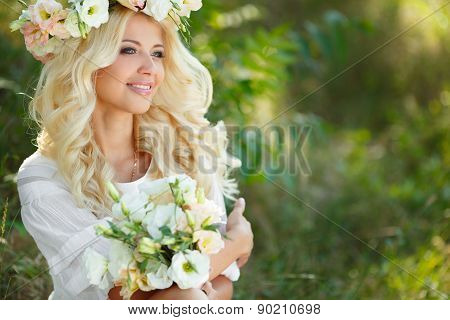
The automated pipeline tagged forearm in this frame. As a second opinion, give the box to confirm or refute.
[208,233,241,281]
[209,275,233,300]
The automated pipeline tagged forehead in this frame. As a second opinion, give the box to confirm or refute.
[123,13,164,45]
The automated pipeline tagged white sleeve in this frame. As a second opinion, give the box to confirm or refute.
[206,174,227,233]
[206,174,241,282]
[19,180,113,299]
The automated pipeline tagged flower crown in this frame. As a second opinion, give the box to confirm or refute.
[10,0,202,63]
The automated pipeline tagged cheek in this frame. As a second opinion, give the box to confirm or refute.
[156,62,165,86]
[95,61,130,98]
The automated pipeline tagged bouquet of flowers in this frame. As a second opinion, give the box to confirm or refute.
[83,174,230,299]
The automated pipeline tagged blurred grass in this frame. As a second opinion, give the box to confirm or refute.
[1,0,449,299]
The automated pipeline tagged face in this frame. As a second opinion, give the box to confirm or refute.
[94,13,165,115]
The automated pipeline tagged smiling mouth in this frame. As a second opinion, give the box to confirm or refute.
[126,83,153,96]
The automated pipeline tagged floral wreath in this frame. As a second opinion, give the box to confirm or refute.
[10,0,202,63]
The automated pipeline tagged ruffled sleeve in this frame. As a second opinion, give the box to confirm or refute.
[206,173,228,234]
[17,163,113,299]
[205,173,241,281]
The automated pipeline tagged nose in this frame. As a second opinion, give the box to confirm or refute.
[137,54,157,75]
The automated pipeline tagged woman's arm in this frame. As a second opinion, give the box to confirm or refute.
[209,198,252,280]
[202,276,233,300]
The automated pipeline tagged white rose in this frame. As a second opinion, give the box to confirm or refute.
[142,203,188,239]
[78,0,109,28]
[167,250,210,289]
[147,263,173,289]
[108,240,134,280]
[83,248,113,290]
[112,191,151,222]
[144,0,172,22]
[193,230,224,254]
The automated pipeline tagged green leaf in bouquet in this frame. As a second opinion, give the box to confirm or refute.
[159,225,173,237]
[200,216,213,229]
[145,260,162,274]
[138,259,148,274]
[202,223,222,232]
[158,252,171,266]
[160,236,176,245]
[94,224,114,237]
[169,179,185,206]
[168,243,180,251]
[174,230,191,238]
[179,241,193,252]
[185,210,195,230]
[137,237,161,255]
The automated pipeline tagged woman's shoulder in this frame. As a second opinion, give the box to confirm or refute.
[17,150,70,206]
[18,149,57,175]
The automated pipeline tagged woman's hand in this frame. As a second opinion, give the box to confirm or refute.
[226,198,253,268]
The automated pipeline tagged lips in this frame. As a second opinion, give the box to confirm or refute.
[126,81,154,96]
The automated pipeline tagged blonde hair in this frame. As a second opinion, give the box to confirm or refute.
[28,5,241,218]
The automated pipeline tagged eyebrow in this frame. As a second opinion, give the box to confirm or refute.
[122,39,164,49]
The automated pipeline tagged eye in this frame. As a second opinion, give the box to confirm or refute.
[152,51,165,58]
[120,47,137,55]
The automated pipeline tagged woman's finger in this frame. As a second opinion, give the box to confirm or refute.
[231,198,245,216]
[237,254,249,268]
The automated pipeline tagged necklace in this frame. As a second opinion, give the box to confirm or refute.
[130,147,138,182]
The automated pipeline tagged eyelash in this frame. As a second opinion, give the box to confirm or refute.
[120,47,165,58]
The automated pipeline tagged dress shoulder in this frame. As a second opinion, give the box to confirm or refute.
[17,150,70,206]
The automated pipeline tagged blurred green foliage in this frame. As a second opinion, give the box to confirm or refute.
[0,0,449,299]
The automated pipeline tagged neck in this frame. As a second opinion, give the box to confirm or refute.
[91,106,136,164]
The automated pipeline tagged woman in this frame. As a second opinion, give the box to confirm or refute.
[15,2,253,299]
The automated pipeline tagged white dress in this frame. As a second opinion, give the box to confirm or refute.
[16,150,239,300]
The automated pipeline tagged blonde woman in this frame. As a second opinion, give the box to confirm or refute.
[15,2,253,300]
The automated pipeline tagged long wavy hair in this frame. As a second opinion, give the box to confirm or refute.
[28,5,241,218]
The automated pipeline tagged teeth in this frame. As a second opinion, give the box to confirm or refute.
[128,84,151,90]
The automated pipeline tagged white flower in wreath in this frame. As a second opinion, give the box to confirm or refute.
[77,0,109,28]
[64,9,89,38]
[144,0,173,22]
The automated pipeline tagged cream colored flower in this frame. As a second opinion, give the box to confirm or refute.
[176,0,203,18]
[193,230,224,254]
[29,0,63,27]
[188,199,225,230]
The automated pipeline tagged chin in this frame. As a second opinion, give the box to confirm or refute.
[131,103,152,115]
